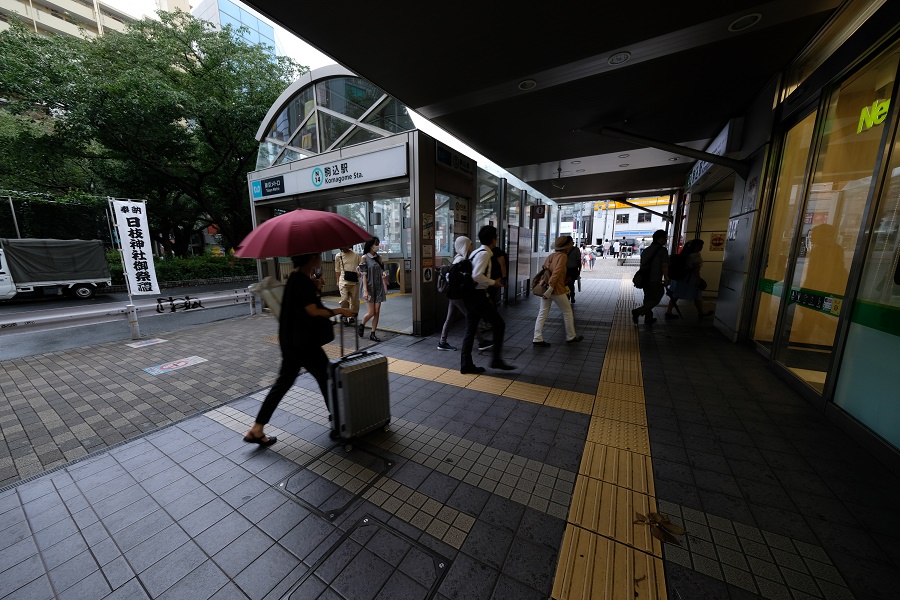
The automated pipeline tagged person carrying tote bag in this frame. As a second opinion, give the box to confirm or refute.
[533,236,584,347]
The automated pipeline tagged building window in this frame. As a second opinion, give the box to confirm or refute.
[638,212,652,223]
[616,214,629,224]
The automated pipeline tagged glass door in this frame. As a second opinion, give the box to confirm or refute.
[752,111,818,352]
[773,50,898,392]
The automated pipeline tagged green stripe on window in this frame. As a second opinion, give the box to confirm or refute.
[850,300,900,337]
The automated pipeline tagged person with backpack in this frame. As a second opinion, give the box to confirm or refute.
[460,225,515,374]
[631,229,670,325]
[533,236,584,347]
[665,238,714,320]
[437,236,488,351]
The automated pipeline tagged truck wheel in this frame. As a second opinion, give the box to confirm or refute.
[71,284,95,299]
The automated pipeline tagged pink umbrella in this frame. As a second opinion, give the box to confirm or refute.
[234,209,371,258]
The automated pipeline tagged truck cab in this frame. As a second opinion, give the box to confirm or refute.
[0,250,14,301]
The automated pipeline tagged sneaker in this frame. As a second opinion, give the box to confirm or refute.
[489,360,516,371]
[533,341,551,347]
[437,341,457,351]
[567,335,584,344]
[477,340,494,351]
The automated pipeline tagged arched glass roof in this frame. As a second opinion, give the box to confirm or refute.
[257,75,416,169]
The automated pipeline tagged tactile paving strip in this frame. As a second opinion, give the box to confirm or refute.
[569,475,661,556]
[592,398,647,425]
[586,417,651,455]
[545,389,595,414]
[579,443,655,497]
[552,524,668,600]
[466,375,513,395]
[503,381,552,404]
[595,382,645,404]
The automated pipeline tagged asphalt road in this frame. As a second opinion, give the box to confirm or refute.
[0,282,259,361]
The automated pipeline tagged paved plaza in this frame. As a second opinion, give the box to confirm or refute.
[1,264,898,599]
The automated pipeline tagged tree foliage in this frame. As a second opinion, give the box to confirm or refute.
[0,11,305,253]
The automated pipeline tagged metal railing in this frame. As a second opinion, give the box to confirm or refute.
[0,288,261,337]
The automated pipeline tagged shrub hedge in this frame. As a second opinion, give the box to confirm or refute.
[107,252,258,285]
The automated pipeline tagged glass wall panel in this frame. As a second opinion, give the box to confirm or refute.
[834,47,900,450]
[506,184,522,247]
[336,127,382,149]
[269,88,313,143]
[319,112,352,151]
[316,78,383,121]
[256,141,281,169]
[476,169,499,233]
[435,192,454,259]
[752,111,818,347]
[292,114,318,154]
[372,198,406,257]
[335,202,368,252]
[774,51,898,392]
[363,98,415,134]
[549,205,558,249]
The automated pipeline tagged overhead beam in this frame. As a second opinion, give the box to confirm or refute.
[593,127,751,180]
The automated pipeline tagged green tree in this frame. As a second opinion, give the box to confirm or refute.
[0,11,305,250]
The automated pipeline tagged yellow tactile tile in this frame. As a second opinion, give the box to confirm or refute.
[435,371,479,386]
[387,359,419,375]
[406,364,449,381]
[545,389,595,415]
[466,375,512,395]
[586,416,651,456]
[552,524,668,600]
[592,398,647,425]
[599,368,643,386]
[579,443,656,497]
[596,382,645,404]
[569,475,661,556]
[503,381,552,405]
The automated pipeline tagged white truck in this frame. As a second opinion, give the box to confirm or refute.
[0,238,112,301]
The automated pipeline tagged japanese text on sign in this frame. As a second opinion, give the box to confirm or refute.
[111,199,160,295]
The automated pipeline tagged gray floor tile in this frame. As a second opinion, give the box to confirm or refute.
[233,542,301,599]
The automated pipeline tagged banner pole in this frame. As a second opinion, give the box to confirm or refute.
[109,198,140,339]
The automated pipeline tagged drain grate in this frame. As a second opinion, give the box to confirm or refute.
[282,514,450,600]
[278,444,393,521]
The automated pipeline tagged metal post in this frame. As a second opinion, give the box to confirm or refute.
[126,304,140,339]
[7,197,21,238]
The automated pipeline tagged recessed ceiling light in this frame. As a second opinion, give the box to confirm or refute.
[576,169,585,173]
[728,13,761,32]
[518,79,537,91]
[619,164,629,168]
[571,160,581,165]
[608,51,631,66]
[618,154,630,158]
[669,157,679,161]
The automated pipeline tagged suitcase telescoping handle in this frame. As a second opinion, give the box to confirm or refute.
[335,310,360,356]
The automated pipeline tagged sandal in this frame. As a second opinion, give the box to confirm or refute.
[369,332,381,342]
[243,433,277,446]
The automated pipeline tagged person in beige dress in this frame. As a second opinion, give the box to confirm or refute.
[334,246,361,326]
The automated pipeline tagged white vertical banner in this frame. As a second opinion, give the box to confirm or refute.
[111,199,160,295]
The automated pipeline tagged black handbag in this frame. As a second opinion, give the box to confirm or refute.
[343,271,359,282]
[312,315,335,345]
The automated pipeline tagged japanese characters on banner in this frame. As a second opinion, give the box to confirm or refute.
[111,199,160,295]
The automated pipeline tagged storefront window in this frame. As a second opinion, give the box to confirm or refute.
[752,112,818,348]
[834,47,900,449]
[774,51,898,392]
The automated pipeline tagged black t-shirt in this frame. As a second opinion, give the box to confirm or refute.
[279,271,320,351]
[490,247,507,279]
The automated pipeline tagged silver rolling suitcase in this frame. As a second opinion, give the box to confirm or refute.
[327,319,391,443]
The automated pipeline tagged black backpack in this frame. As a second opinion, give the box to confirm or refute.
[443,249,485,299]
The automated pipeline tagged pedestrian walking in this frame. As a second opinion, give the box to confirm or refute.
[665,238,714,320]
[460,225,515,374]
[533,236,584,347]
[358,237,389,342]
[588,246,597,270]
[334,246,361,326]
[244,254,353,446]
[612,239,621,259]
[631,229,670,325]
[438,236,488,351]
[565,238,581,304]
